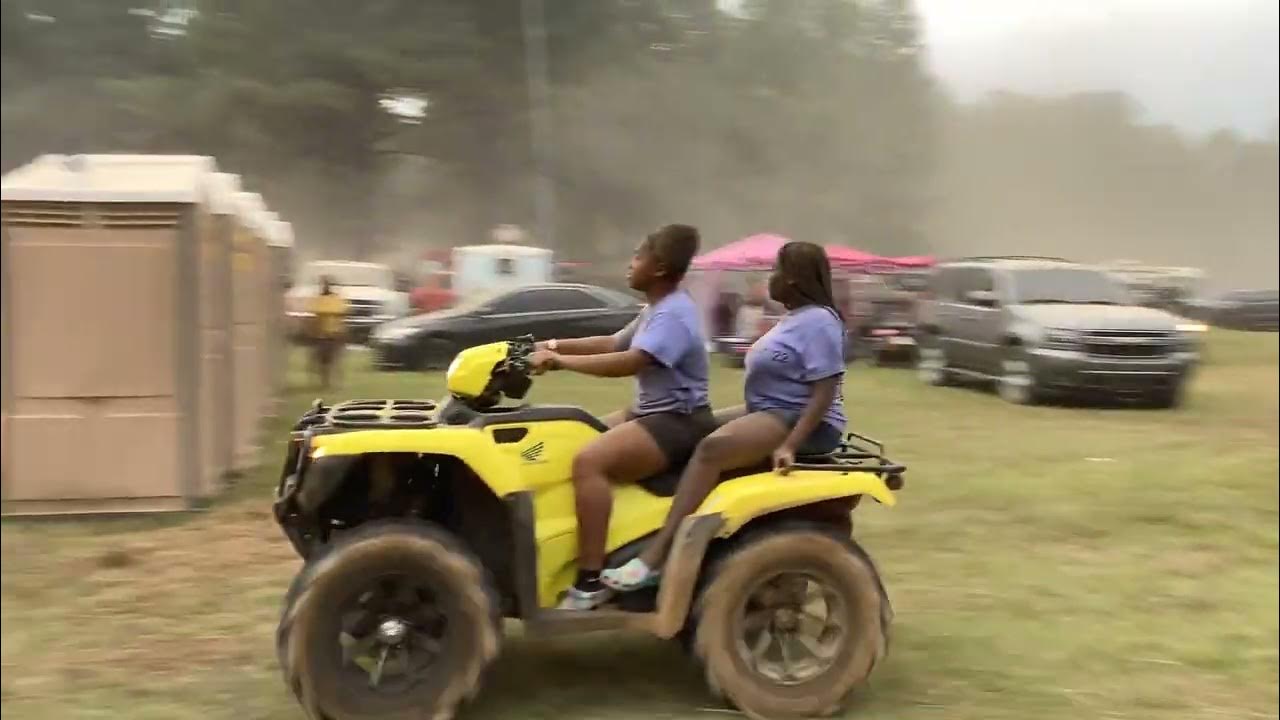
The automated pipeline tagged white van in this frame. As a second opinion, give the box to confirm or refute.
[451,244,553,297]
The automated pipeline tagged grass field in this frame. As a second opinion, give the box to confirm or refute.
[2,331,1277,720]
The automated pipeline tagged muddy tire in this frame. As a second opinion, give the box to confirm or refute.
[694,526,891,719]
[279,520,501,720]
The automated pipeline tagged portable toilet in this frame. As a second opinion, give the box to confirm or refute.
[1,154,218,514]
[230,191,271,471]
[198,171,241,496]
[266,216,294,403]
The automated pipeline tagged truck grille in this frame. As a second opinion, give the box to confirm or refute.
[1082,330,1175,358]
[346,299,382,318]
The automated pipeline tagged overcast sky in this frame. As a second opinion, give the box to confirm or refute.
[915,0,1280,138]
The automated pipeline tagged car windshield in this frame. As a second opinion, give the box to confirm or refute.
[456,289,508,312]
[302,263,392,288]
[1009,268,1131,305]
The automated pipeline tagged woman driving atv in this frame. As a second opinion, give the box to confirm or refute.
[528,224,714,610]
[601,240,848,592]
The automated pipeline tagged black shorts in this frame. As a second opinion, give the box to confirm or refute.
[629,407,718,466]
[759,409,844,455]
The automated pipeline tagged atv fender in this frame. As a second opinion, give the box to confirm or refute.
[308,427,523,495]
[649,470,897,639]
[700,470,897,535]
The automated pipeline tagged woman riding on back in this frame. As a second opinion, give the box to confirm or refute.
[603,240,849,591]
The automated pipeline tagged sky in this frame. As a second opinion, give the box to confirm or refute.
[915,0,1279,138]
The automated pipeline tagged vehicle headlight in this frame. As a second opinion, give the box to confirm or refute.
[375,325,417,342]
[1176,322,1208,333]
[1040,328,1079,350]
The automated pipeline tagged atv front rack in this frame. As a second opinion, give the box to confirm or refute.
[293,399,439,431]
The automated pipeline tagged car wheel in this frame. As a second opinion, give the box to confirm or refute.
[417,338,458,372]
[916,339,951,386]
[1148,382,1185,409]
[997,350,1039,405]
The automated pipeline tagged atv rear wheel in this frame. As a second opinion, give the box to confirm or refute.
[694,528,890,719]
[279,521,500,720]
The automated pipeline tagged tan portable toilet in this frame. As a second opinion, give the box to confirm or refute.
[230,192,270,470]
[198,172,241,496]
[1,154,216,515]
[266,218,295,404]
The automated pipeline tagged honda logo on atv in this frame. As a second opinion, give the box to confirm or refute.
[520,442,545,463]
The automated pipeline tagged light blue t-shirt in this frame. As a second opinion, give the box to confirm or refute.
[614,290,710,416]
[744,304,847,431]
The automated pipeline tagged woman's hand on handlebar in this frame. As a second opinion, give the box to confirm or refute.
[528,349,562,375]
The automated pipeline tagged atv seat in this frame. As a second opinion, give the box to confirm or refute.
[637,452,839,497]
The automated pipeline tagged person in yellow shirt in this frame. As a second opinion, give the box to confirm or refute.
[309,276,348,390]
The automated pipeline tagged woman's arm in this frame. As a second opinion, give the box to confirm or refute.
[773,376,839,472]
[535,336,618,356]
[534,348,651,378]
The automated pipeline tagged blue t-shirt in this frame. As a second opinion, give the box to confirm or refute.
[614,290,710,416]
[744,304,847,431]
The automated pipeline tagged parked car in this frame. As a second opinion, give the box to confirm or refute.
[1181,289,1278,332]
[286,260,411,344]
[846,272,924,366]
[370,283,642,370]
[916,257,1201,407]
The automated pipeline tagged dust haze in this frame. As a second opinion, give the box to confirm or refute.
[2,1,1275,291]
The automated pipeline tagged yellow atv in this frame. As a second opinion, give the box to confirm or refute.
[272,336,905,720]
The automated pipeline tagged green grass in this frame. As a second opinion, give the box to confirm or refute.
[3,331,1277,720]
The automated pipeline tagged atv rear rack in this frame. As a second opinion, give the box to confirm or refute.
[788,430,906,490]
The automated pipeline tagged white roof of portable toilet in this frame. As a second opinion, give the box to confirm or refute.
[1,154,216,203]
[205,173,242,215]
[269,219,294,248]
[233,191,268,233]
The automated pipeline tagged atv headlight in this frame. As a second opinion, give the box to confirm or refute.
[1176,322,1208,334]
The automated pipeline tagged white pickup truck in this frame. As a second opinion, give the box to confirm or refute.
[286,261,411,344]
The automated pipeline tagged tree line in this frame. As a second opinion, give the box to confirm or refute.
[2,0,1275,288]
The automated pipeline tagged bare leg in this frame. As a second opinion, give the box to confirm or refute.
[571,420,668,572]
[636,412,788,570]
[599,410,629,429]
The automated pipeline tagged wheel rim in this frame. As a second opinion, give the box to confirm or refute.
[917,346,945,382]
[733,572,847,686]
[335,574,448,694]
[999,358,1032,403]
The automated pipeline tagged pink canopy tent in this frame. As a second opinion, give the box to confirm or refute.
[690,233,931,272]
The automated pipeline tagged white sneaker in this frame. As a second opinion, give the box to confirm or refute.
[557,585,613,610]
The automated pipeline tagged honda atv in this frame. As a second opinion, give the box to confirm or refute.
[272,336,905,720]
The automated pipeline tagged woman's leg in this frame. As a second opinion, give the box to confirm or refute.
[562,419,669,607]
[620,412,788,581]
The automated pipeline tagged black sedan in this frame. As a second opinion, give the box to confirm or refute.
[369,283,643,370]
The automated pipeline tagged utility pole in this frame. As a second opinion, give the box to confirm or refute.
[521,0,556,250]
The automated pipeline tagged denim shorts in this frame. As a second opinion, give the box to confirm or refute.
[760,409,843,455]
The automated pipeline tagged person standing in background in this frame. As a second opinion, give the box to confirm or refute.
[309,275,348,390]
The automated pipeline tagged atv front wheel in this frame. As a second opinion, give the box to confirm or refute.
[694,528,890,719]
[279,521,501,720]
